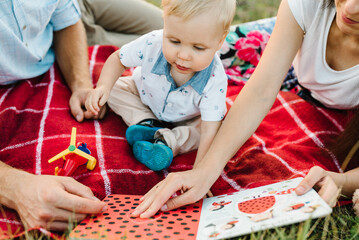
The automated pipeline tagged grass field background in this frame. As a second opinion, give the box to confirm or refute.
[147,0,281,24]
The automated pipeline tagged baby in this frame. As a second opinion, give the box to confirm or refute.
[85,0,236,171]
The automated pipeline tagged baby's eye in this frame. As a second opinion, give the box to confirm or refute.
[169,39,180,44]
[194,46,206,51]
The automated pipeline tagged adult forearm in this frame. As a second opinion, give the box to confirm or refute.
[53,20,92,92]
[329,168,359,197]
[0,161,29,210]
[195,79,281,178]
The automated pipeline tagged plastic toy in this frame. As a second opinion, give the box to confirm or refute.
[48,127,97,176]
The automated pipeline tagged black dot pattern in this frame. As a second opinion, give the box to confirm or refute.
[69,194,202,239]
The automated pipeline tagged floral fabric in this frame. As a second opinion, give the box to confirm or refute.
[219,17,299,93]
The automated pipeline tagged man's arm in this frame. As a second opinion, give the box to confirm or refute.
[53,20,106,121]
[0,161,106,230]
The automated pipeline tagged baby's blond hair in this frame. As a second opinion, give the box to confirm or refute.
[162,0,236,34]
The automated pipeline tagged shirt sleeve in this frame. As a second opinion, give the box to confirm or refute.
[51,0,81,31]
[199,57,228,122]
[287,0,321,33]
[119,30,162,68]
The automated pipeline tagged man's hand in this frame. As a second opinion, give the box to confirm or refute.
[70,87,107,122]
[53,20,108,122]
[131,168,216,218]
[12,172,106,231]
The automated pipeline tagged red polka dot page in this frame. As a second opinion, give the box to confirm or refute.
[69,194,202,240]
[70,178,331,240]
[196,177,332,239]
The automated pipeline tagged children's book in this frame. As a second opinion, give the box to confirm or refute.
[69,177,332,240]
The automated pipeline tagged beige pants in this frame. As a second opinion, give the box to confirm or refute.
[107,77,201,156]
[78,0,163,47]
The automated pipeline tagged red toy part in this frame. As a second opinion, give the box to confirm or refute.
[48,127,97,176]
[55,153,89,176]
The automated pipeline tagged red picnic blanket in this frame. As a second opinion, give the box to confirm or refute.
[0,45,350,239]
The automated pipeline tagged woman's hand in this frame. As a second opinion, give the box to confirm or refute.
[131,168,217,218]
[295,166,341,207]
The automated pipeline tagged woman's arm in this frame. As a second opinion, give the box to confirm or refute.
[132,0,305,218]
[193,120,222,167]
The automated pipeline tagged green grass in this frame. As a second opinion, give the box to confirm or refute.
[224,204,359,240]
[146,0,281,24]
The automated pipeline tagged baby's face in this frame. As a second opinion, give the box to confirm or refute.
[162,10,225,77]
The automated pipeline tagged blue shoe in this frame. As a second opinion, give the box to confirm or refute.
[126,125,161,146]
[133,139,173,171]
[126,119,164,145]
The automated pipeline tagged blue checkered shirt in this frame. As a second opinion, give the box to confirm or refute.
[0,0,81,83]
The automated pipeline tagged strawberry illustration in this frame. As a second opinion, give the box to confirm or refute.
[237,196,276,214]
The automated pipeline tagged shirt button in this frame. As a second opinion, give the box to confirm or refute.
[167,103,172,107]
[22,25,27,30]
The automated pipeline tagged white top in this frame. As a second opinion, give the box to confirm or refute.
[288,0,359,109]
[119,30,227,122]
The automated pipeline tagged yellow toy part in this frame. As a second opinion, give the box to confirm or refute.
[48,127,97,170]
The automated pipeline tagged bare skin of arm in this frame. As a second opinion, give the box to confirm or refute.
[53,20,107,121]
[296,166,359,206]
[194,120,222,167]
[0,21,111,231]
[0,161,106,231]
[85,49,128,115]
[131,0,304,218]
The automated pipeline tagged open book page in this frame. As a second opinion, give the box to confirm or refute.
[197,177,332,239]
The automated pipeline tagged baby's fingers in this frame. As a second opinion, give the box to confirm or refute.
[85,95,97,115]
[98,92,109,107]
[86,92,102,115]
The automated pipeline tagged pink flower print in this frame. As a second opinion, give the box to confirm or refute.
[225,67,242,77]
[234,30,270,66]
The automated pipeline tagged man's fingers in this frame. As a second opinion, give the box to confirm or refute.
[61,177,97,200]
[47,221,73,231]
[55,177,106,214]
[296,166,326,195]
[69,96,84,122]
[57,192,106,214]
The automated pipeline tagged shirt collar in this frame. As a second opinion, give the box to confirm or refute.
[151,51,214,94]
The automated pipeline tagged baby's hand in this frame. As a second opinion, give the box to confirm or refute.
[85,86,110,115]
